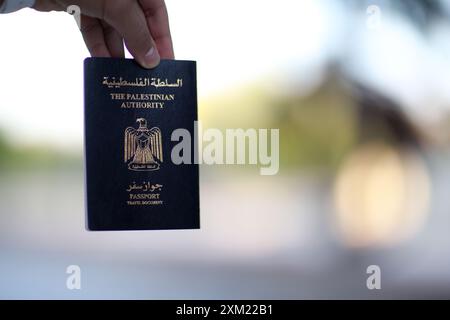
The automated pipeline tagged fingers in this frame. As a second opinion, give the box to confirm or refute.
[139,0,174,59]
[60,0,172,67]
[101,21,125,58]
[32,0,64,12]
[103,0,160,68]
[80,15,110,57]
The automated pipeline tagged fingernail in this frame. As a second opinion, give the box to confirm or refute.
[143,47,160,68]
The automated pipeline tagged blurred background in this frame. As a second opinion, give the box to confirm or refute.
[1,0,450,299]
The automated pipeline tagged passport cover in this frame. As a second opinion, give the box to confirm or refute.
[84,58,200,231]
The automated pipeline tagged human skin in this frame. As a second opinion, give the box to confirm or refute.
[33,0,174,68]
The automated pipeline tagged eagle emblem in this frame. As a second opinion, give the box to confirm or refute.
[124,118,163,171]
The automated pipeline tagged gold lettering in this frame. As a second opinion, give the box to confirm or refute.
[129,193,161,200]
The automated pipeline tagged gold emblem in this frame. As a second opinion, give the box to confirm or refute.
[124,118,163,171]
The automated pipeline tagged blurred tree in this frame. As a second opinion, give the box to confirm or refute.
[0,131,13,166]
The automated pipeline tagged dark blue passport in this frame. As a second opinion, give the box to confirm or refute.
[84,58,200,231]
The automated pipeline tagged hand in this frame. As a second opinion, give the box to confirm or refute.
[33,0,174,68]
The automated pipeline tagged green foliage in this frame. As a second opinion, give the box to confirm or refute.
[0,131,81,172]
[201,80,359,172]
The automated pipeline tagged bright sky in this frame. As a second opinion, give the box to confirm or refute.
[1,0,450,150]
[0,0,334,150]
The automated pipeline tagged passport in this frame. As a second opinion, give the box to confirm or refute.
[84,58,200,231]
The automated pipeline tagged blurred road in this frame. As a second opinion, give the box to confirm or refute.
[1,161,450,299]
